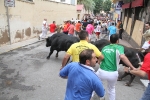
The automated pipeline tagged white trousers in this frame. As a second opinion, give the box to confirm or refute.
[96,68,118,100]
[40,29,47,38]
[88,34,92,40]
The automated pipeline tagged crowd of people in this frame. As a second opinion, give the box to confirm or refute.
[38,17,124,41]
[40,18,150,100]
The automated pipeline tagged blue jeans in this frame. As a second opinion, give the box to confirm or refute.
[141,83,150,100]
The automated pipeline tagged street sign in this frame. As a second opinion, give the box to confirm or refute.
[4,0,15,7]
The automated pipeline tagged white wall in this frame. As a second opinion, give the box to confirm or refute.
[0,0,77,45]
[53,0,76,5]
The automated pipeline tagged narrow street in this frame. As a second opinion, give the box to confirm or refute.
[0,40,145,100]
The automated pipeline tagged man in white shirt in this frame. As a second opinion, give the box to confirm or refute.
[94,22,102,40]
[39,19,48,40]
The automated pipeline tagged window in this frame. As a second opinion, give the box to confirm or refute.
[61,0,65,2]
[71,0,75,5]
[27,0,33,1]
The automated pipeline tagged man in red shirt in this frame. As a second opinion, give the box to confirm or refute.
[63,21,68,35]
[49,21,56,36]
[75,21,81,36]
[124,41,150,100]
[67,22,75,36]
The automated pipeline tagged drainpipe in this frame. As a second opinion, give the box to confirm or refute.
[6,6,11,45]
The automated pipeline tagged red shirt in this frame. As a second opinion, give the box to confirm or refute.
[75,23,81,32]
[67,24,75,34]
[49,23,56,33]
[67,23,70,29]
[140,53,150,80]
[63,24,68,32]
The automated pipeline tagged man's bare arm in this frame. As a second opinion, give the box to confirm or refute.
[61,53,71,68]
[120,54,135,70]
[124,67,147,77]
[97,54,104,64]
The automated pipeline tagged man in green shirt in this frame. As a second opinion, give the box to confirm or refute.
[96,34,135,100]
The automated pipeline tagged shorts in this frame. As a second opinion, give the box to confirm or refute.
[96,32,100,35]
[88,34,92,40]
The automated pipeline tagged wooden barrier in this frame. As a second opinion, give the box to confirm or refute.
[131,20,144,46]
[126,18,132,35]
[123,17,127,31]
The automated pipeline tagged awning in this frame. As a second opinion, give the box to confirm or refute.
[77,5,83,11]
[131,0,143,8]
[122,3,131,9]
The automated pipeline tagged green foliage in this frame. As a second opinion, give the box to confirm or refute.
[103,0,111,12]
[93,0,103,15]
[77,0,112,13]
[77,0,95,12]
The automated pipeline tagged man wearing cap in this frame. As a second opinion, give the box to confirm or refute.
[124,42,150,100]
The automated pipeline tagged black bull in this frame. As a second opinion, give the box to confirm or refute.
[46,34,145,86]
[46,33,80,59]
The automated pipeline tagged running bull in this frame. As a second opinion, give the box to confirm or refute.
[46,33,79,59]
[93,39,145,86]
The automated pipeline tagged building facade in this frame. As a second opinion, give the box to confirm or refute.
[112,0,150,48]
[0,0,77,46]
[121,0,150,47]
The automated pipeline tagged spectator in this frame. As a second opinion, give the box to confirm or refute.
[101,21,107,39]
[86,20,94,41]
[108,23,117,40]
[96,34,135,100]
[119,21,123,39]
[116,20,120,34]
[82,19,88,30]
[39,19,48,40]
[71,18,74,23]
[63,21,68,35]
[107,20,111,28]
[56,24,63,33]
[75,21,82,36]
[49,21,56,36]
[94,22,102,40]
[61,30,104,68]
[67,22,75,36]
[142,22,150,50]
[66,20,71,31]
[60,49,105,100]
[124,43,150,100]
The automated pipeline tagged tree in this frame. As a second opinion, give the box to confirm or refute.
[103,0,111,12]
[93,0,103,15]
[77,0,95,12]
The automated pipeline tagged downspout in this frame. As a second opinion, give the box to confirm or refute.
[6,6,11,44]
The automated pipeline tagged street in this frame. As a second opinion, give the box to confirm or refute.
[0,40,145,100]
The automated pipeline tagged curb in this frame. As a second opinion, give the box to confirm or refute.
[0,39,45,55]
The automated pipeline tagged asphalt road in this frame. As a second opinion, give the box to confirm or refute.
[0,40,145,100]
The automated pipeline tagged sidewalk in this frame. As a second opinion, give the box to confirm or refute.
[0,37,44,54]
[119,39,132,47]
